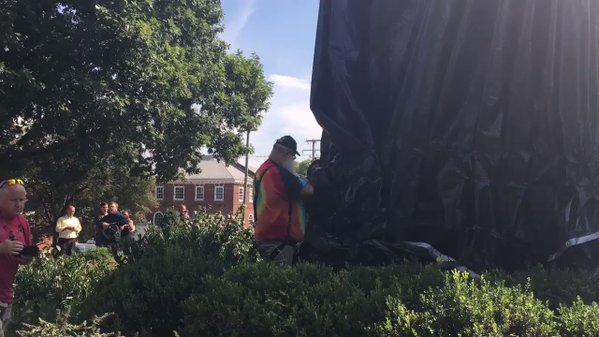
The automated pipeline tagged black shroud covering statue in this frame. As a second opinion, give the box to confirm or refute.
[307,0,599,269]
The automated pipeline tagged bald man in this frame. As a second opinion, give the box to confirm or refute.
[55,205,82,255]
[0,179,32,336]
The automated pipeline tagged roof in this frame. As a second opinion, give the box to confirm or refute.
[174,155,255,185]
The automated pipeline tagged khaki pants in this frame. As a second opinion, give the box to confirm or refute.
[256,240,300,266]
[0,302,12,337]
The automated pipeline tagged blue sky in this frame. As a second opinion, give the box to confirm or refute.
[221,0,322,168]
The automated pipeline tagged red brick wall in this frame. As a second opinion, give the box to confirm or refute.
[154,183,254,227]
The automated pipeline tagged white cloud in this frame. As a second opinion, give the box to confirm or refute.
[245,73,322,168]
[268,74,311,92]
[221,0,256,50]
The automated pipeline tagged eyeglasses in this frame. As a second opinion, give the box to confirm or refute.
[0,179,24,188]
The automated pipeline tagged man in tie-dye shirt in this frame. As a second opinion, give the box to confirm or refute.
[254,136,314,266]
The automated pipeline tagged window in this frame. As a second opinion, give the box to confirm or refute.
[248,213,254,222]
[195,185,204,201]
[248,186,253,201]
[156,186,164,200]
[153,212,164,226]
[238,186,245,202]
[214,185,224,202]
[174,186,185,201]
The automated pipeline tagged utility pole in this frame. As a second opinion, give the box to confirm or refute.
[242,130,250,226]
[304,139,321,159]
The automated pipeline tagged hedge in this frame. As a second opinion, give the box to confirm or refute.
[9,212,599,337]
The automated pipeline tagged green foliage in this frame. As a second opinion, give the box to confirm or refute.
[0,0,272,230]
[181,263,406,337]
[295,159,313,178]
[503,266,599,307]
[13,249,116,327]
[10,213,599,337]
[556,297,599,337]
[82,211,258,336]
[181,263,599,337]
[374,272,557,337]
[17,307,118,337]
[28,172,157,240]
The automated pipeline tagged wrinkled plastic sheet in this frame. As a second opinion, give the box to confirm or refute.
[309,0,599,269]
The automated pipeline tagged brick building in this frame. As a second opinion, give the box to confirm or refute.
[151,156,255,226]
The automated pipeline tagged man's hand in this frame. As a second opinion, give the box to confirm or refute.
[0,240,24,255]
[101,222,110,229]
[300,182,315,198]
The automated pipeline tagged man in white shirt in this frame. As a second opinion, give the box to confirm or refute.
[55,205,82,255]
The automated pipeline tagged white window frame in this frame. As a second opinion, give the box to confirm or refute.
[238,186,245,202]
[195,185,205,201]
[174,185,185,201]
[214,185,225,202]
[152,212,164,226]
[248,186,253,201]
[156,186,164,200]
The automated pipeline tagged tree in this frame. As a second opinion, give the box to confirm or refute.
[0,0,273,229]
[296,159,313,178]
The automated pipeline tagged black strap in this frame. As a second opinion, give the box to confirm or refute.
[268,242,288,260]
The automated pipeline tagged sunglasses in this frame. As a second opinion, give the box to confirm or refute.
[0,179,24,188]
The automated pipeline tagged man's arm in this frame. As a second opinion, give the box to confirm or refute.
[300,180,315,198]
[55,217,66,233]
[74,218,82,234]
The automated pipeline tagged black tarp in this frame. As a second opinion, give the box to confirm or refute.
[308,0,599,269]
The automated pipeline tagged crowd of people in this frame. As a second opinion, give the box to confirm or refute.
[54,201,137,255]
[92,201,136,249]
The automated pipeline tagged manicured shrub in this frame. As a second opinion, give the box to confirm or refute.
[11,211,599,337]
[504,266,599,307]
[556,297,599,337]
[374,272,557,337]
[16,307,119,337]
[181,262,388,337]
[82,211,258,336]
[13,249,116,326]
[182,263,599,337]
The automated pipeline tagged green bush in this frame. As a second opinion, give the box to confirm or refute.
[556,297,599,337]
[178,263,428,337]
[11,211,599,337]
[13,249,116,326]
[16,306,119,337]
[182,263,599,337]
[504,266,599,307]
[374,272,557,337]
[82,211,258,336]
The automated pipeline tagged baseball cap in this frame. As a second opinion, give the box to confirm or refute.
[275,136,301,156]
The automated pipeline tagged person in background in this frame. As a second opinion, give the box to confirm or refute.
[179,204,190,223]
[94,202,109,246]
[97,201,128,248]
[55,205,82,255]
[253,136,314,266]
[121,210,136,239]
[0,179,32,337]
